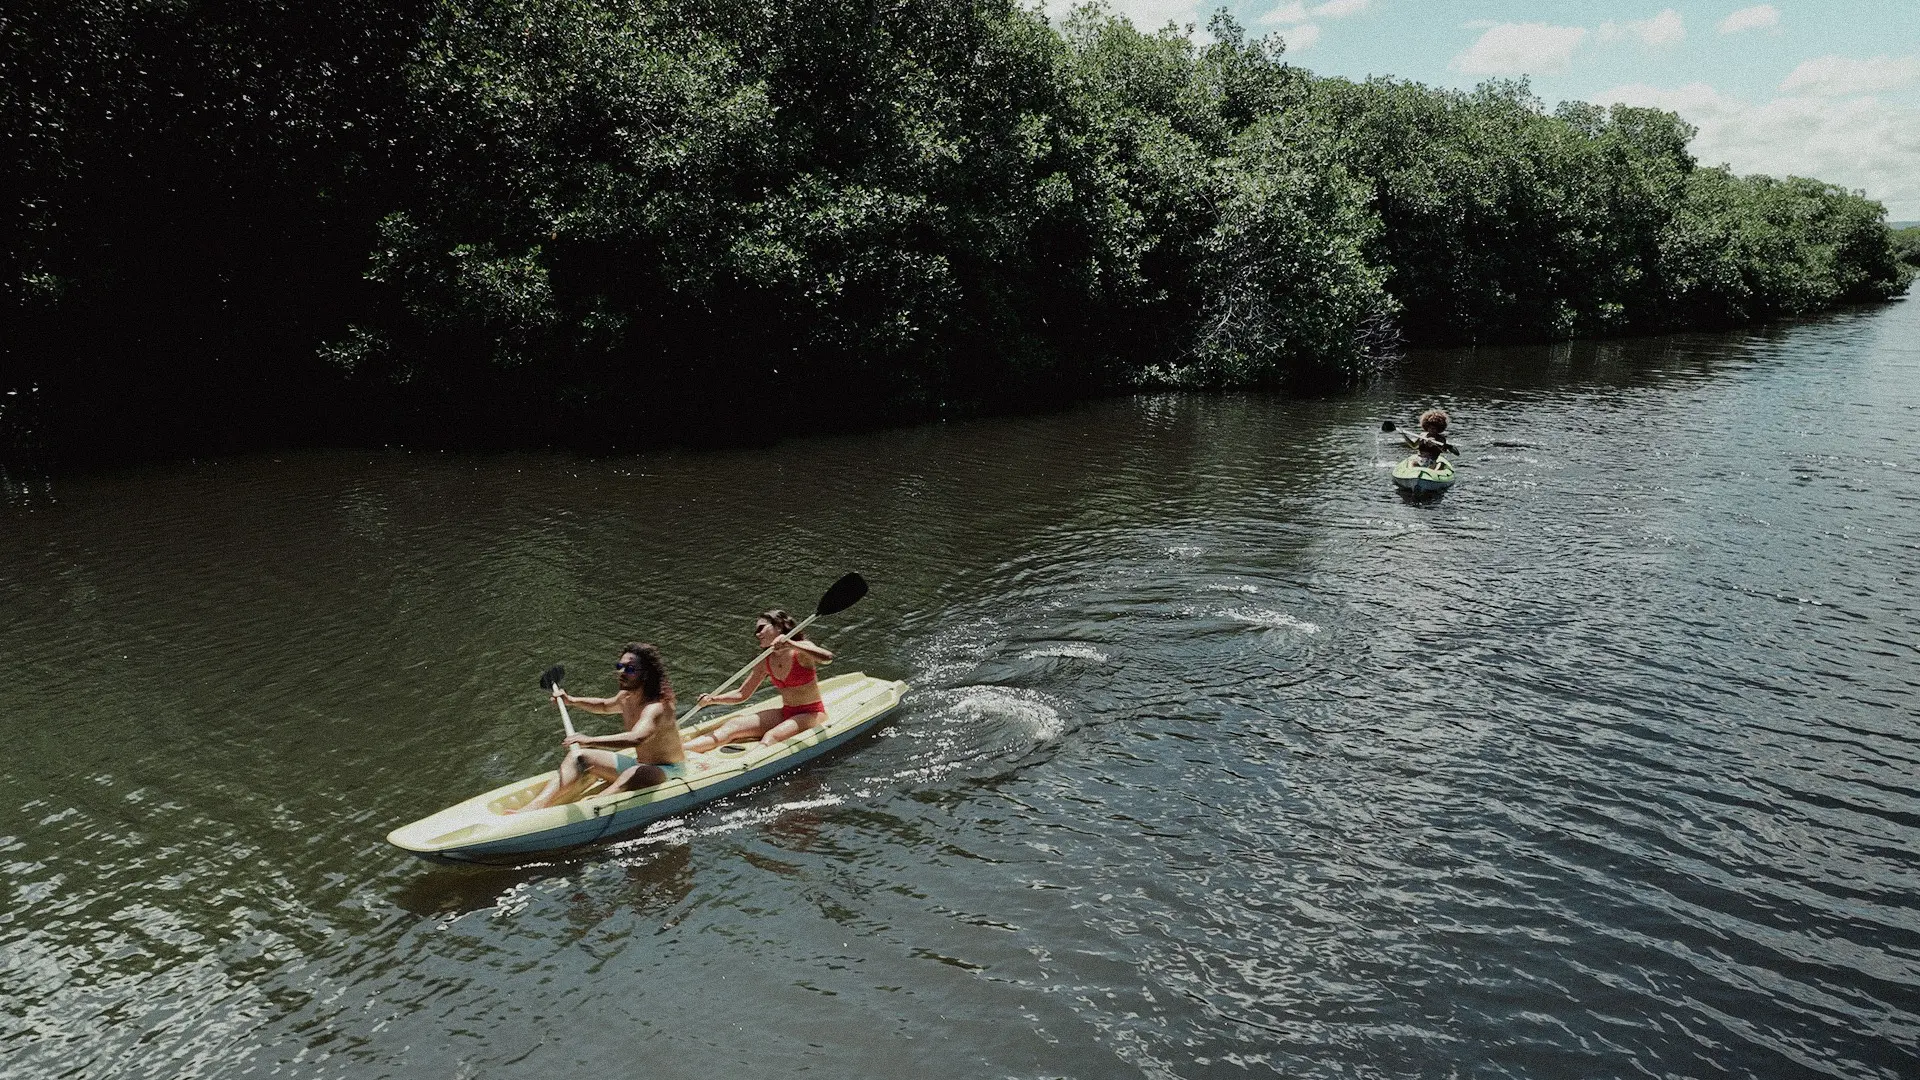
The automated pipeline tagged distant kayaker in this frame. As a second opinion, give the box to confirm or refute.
[683,610,835,751]
[1403,408,1457,465]
[510,643,686,813]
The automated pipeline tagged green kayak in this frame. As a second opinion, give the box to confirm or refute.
[1392,455,1454,494]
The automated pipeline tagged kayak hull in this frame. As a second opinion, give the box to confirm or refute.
[1391,456,1454,494]
[387,671,907,864]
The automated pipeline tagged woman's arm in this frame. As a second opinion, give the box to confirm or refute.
[783,637,833,665]
[698,668,766,706]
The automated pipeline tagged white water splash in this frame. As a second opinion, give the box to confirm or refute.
[1222,607,1322,634]
[1019,643,1111,663]
[909,615,1008,684]
[946,685,1068,743]
[694,794,848,836]
[489,881,538,920]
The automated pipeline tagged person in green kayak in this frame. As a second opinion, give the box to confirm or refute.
[682,610,835,752]
[1402,408,1457,466]
[511,643,686,813]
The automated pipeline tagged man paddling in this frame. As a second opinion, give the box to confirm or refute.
[511,643,687,813]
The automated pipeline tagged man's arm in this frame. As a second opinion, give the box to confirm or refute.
[567,701,664,749]
[559,690,623,714]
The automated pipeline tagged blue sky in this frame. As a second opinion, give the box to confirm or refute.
[1052,2,1920,218]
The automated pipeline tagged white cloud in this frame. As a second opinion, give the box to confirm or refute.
[1311,0,1371,17]
[1452,23,1588,76]
[1254,0,1364,49]
[1258,1,1310,25]
[1258,0,1368,25]
[1284,23,1323,50]
[1599,82,1920,218]
[1780,55,1920,97]
[1051,0,1363,45]
[1448,10,1683,83]
[1717,5,1780,34]
[1598,9,1684,48]
[1102,0,1206,31]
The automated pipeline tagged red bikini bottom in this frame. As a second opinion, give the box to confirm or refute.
[781,700,827,721]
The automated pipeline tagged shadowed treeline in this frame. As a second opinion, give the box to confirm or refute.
[4,1,1911,463]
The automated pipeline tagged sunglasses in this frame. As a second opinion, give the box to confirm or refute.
[614,662,641,674]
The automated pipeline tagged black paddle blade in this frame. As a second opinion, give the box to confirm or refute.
[815,572,869,617]
[538,664,565,692]
[1380,420,1397,432]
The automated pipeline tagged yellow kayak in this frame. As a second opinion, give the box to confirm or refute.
[387,672,907,864]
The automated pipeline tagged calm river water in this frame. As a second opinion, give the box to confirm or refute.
[4,300,1918,1080]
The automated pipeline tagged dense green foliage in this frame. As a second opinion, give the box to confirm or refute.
[1893,226,1920,272]
[4,1,1910,460]
[4,0,434,455]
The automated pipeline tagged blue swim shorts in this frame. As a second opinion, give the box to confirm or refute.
[610,755,687,779]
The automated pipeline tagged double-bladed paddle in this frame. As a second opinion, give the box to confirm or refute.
[676,572,871,731]
[1381,419,1462,457]
[538,664,577,741]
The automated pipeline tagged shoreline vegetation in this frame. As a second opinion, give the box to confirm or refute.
[5,1,1914,466]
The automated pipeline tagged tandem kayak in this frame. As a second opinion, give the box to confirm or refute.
[1391,455,1455,494]
[387,671,907,864]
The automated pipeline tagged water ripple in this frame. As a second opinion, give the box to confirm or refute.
[4,306,1920,1077]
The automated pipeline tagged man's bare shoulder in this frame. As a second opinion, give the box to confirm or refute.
[618,691,666,718]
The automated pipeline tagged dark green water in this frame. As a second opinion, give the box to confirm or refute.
[4,301,1918,1079]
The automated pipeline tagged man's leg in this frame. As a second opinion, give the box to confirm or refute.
[513,748,620,812]
[602,763,667,795]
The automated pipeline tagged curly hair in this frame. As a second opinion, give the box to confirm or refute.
[1419,408,1450,433]
[617,642,674,704]
[757,609,807,641]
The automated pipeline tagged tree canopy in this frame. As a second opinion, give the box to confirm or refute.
[4,1,1910,461]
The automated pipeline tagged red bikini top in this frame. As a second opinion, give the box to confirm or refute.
[764,652,817,689]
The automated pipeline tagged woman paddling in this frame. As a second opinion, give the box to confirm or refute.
[683,610,835,751]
